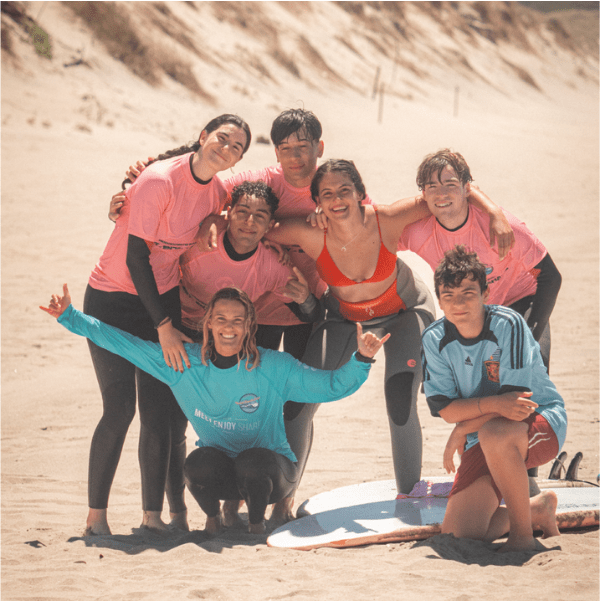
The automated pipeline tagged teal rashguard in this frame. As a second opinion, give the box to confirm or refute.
[58,304,371,462]
[422,305,567,452]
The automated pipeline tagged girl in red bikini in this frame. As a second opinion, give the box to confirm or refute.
[266,159,436,494]
[267,159,510,495]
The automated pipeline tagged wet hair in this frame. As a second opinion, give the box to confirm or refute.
[310,159,366,204]
[200,287,259,370]
[121,114,251,189]
[416,149,473,191]
[270,108,322,147]
[230,180,279,217]
[433,245,488,299]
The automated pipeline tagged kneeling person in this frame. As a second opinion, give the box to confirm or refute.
[421,246,567,552]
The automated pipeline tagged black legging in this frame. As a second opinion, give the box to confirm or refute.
[255,321,315,448]
[84,285,187,512]
[255,322,313,360]
[184,447,298,525]
[510,295,552,480]
[509,295,551,371]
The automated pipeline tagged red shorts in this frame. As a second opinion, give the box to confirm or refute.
[336,279,406,321]
[449,413,559,503]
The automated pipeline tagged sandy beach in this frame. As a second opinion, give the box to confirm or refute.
[2,2,599,600]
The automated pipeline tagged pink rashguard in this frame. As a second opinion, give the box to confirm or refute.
[179,231,297,329]
[90,153,227,295]
[224,164,372,324]
[399,204,547,306]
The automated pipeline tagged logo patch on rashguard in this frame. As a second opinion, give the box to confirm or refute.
[484,349,502,383]
[484,360,500,383]
[464,356,473,366]
[237,393,260,414]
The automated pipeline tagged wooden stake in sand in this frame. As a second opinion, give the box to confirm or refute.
[454,86,460,118]
[372,66,381,100]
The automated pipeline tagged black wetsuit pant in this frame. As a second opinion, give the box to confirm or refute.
[510,295,552,480]
[184,447,298,525]
[84,285,187,512]
[509,295,551,371]
[255,323,313,362]
[255,322,316,452]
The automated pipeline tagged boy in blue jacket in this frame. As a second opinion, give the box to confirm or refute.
[421,246,566,552]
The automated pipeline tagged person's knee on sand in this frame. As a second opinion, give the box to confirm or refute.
[441,476,499,540]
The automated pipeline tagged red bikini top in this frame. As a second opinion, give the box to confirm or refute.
[316,206,397,287]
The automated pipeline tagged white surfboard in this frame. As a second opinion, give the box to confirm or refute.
[268,479,599,550]
[296,477,594,518]
[296,478,449,518]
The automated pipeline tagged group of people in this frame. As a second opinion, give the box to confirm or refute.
[41,108,566,552]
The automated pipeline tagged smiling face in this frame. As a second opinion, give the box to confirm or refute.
[438,275,489,338]
[207,299,248,357]
[315,171,362,221]
[275,130,324,188]
[422,165,470,229]
[227,194,275,254]
[197,123,248,179]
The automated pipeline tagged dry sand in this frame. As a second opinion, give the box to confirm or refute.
[2,3,599,600]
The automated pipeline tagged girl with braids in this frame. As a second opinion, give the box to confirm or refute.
[83,114,251,535]
[42,286,387,534]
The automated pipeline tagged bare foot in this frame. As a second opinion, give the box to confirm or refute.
[222,500,244,527]
[498,535,539,553]
[268,497,295,529]
[205,514,223,535]
[248,520,267,535]
[531,490,560,539]
[142,510,170,534]
[86,508,111,536]
[169,509,189,532]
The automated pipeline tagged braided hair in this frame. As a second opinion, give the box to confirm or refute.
[121,114,251,189]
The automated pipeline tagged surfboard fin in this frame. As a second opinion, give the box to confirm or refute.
[565,451,583,481]
[548,451,568,479]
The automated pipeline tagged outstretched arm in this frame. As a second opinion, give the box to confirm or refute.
[40,284,183,387]
[283,325,390,404]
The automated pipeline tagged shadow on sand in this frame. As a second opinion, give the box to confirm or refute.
[67,520,269,555]
[413,533,562,567]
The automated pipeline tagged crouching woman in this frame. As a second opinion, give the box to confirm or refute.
[41,285,388,534]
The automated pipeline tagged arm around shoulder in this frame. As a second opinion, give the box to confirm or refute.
[378,195,431,239]
[265,217,320,254]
